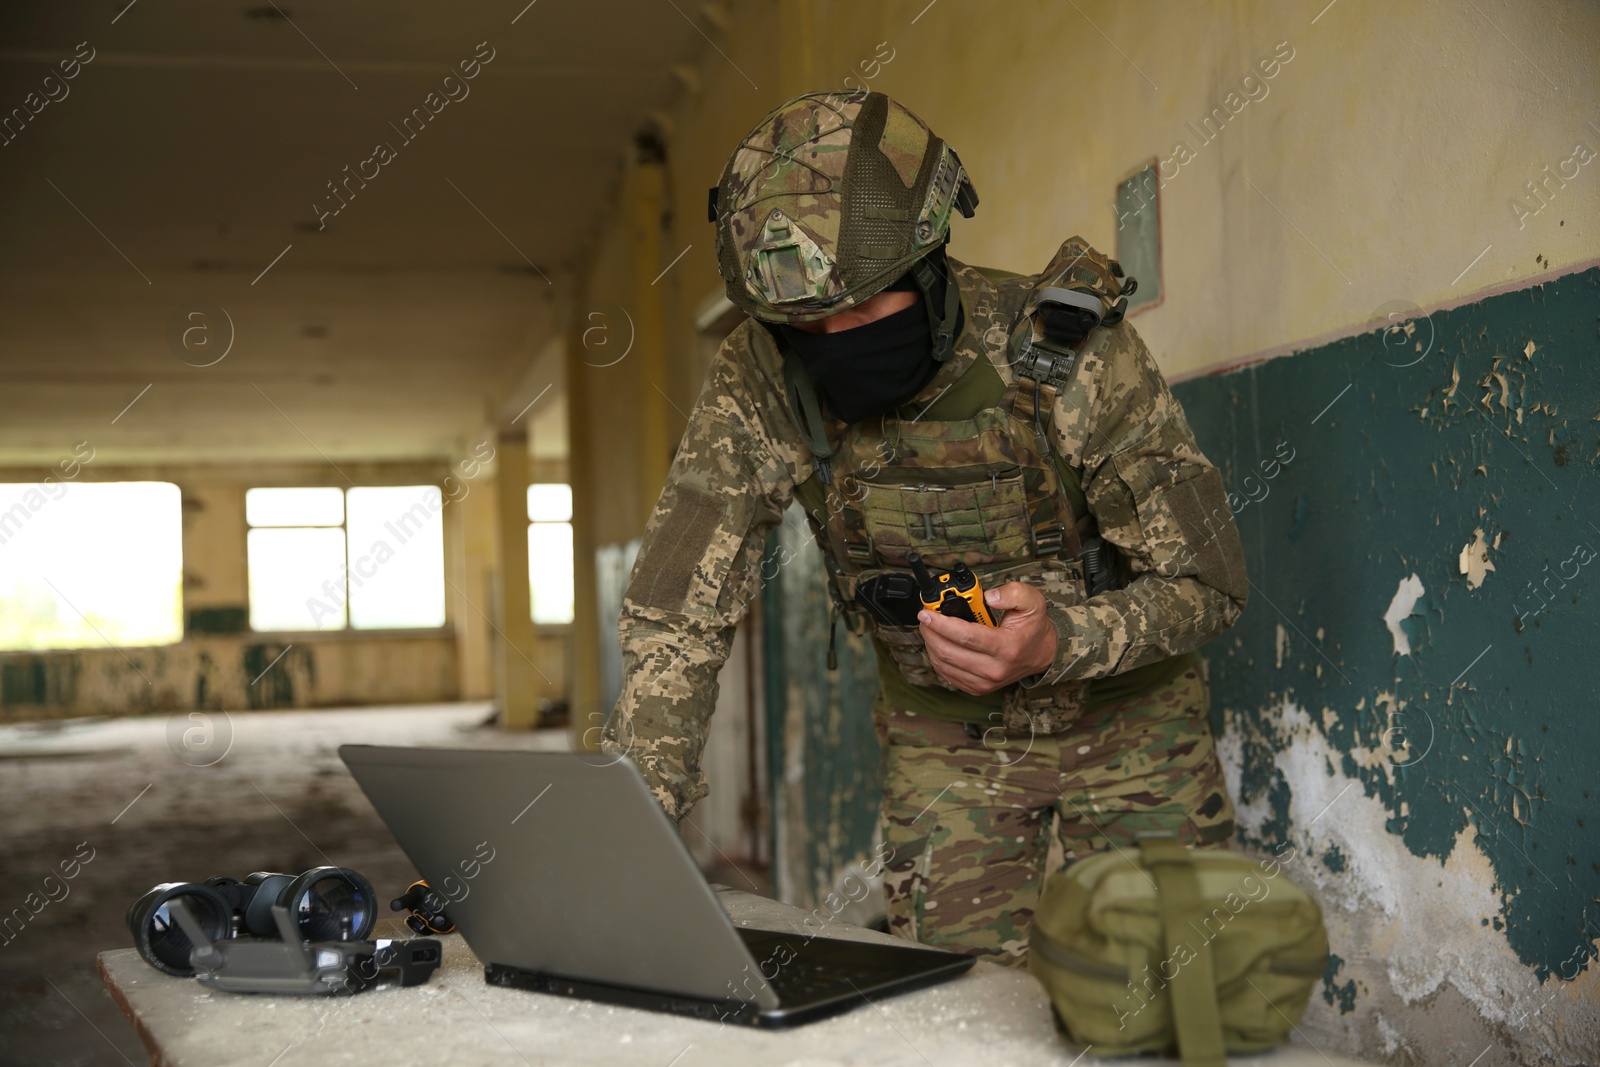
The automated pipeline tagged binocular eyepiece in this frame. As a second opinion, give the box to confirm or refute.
[127,867,377,976]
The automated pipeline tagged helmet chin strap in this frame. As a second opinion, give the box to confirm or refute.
[912,248,962,363]
[774,330,837,485]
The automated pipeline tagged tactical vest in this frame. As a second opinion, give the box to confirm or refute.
[782,240,1191,731]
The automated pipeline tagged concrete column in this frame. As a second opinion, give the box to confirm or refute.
[493,429,538,729]
[565,282,604,751]
[450,459,497,700]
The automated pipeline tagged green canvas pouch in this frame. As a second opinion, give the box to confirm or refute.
[1029,836,1329,1066]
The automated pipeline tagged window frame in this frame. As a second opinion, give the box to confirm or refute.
[527,482,574,630]
[0,479,185,652]
[244,484,452,639]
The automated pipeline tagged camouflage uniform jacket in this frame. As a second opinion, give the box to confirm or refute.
[605,242,1248,822]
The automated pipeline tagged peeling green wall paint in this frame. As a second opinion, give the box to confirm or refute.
[0,637,455,722]
[0,656,79,706]
[1322,953,1359,1013]
[187,606,248,634]
[764,516,882,909]
[242,643,312,709]
[1172,267,1600,980]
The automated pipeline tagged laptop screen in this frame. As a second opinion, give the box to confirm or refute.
[339,745,776,1007]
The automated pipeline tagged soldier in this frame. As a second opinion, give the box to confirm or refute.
[605,90,1248,967]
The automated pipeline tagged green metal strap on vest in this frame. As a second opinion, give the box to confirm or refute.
[1139,836,1227,1067]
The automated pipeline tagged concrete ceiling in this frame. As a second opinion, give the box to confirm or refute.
[0,0,710,465]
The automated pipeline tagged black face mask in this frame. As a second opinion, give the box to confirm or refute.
[776,299,939,424]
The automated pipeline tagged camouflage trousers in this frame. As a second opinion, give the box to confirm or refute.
[876,664,1235,968]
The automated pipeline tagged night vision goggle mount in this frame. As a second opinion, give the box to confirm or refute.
[1015,268,1136,390]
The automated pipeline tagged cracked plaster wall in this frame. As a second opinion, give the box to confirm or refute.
[1174,267,1599,1066]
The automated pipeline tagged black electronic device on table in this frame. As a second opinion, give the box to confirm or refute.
[166,898,440,995]
[339,745,975,1028]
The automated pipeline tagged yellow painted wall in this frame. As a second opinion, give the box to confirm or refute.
[181,483,248,609]
[629,0,1598,378]
[575,159,661,546]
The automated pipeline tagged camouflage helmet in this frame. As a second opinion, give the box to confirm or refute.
[709,90,978,326]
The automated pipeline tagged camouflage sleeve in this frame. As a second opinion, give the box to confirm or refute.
[1027,322,1249,687]
[602,330,794,822]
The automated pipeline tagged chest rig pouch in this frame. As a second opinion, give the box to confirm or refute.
[787,242,1136,736]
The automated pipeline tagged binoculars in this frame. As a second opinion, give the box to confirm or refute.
[127,867,377,977]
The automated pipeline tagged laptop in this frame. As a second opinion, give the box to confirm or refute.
[338,745,974,1028]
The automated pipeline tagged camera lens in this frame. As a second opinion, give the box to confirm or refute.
[127,883,232,977]
[285,867,376,942]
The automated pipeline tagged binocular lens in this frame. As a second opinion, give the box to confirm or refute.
[127,884,231,977]
[289,867,375,942]
[129,867,377,976]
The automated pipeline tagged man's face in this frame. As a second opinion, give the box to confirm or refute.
[788,288,919,334]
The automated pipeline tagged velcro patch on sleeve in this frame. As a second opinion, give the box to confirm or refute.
[1163,467,1248,603]
[632,484,733,614]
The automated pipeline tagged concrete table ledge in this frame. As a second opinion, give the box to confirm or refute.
[100,888,1375,1067]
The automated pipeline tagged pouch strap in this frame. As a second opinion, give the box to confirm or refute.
[1139,836,1227,1067]
[1013,368,1085,564]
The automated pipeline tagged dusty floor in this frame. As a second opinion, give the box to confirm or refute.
[0,703,768,1067]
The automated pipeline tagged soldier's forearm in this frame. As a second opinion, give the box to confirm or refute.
[607,617,735,822]
[1030,575,1243,686]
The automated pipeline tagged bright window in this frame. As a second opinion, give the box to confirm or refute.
[0,482,183,650]
[246,486,446,632]
[528,483,574,625]
[346,487,446,630]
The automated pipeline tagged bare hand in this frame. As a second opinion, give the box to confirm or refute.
[918,582,1058,695]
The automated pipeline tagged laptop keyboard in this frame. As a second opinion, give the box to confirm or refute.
[734,929,900,1005]
[765,951,861,1000]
